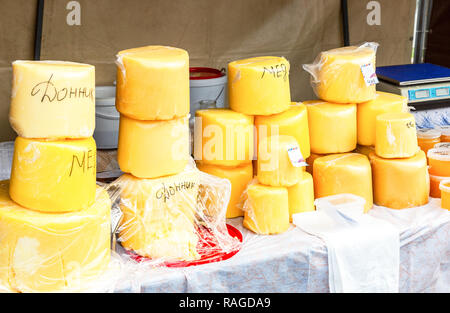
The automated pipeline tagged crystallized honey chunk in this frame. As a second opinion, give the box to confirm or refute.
[0,181,111,293]
[9,137,96,213]
[306,152,327,175]
[257,135,303,187]
[375,112,418,158]
[287,171,315,221]
[427,148,450,177]
[197,162,252,218]
[115,46,189,120]
[255,102,311,159]
[304,45,377,104]
[9,60,95,139]
[228,56,291,115]
[369,151,429,209]
[417,128,441,155]
[313,153,373,212]
[304,100,357,154]
[117,114,189,178]
[429,174,448,198]
[440,180,450,210]
[118,166,200,261]
[357,92,406,146]
[194,109,254,167]
[243,183,289,235]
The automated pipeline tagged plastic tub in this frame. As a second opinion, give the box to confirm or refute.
[440,126,450,142]
[189,67,227,117]
[417,128,441,155]
[94,86,119,149]
[427,148,450,177]
[429,173,449,198]
[314,193,366,217]
[439,179,450,210]
[434,142,450,149]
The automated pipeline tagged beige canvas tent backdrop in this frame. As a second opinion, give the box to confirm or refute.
[0,0,416,141]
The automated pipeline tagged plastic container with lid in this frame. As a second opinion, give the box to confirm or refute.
[439,179,450,210]
[427,148,450,177]
[440,126,450,142]
[417,128,441,155]
[434,142,450,149]
[314,193,366,217]
[429,173,449,198]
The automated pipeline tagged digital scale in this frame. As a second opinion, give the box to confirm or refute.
[376,63,450,128]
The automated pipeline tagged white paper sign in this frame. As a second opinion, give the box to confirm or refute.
[287,145,308,167]
[360,63,379,86]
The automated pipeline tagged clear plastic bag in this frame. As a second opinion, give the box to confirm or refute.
[303,42,379,104]
[105,158,242,266]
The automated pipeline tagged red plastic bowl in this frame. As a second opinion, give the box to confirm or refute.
[189,67,225,80]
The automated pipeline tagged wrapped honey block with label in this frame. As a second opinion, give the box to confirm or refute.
[255,102,310,159]
[117,115,189,178]
[287,171,315,221]
[357,91,406,146]
[257,135,304,187]
[375,112,418,158]
[304,100,357,154]
[117,165,200,261]
[369,151,429,209]
[440,180,450,210]
[9,137,96,213]
[115,46,189,120]
[303,43,378,104]
[313,153,373,213]
[194,109,254,167]
[228,56,290,115]
[0,181,111,293]
[417,129,441,155]
[197,162,252,218]
[242,182,289,235]
[427,148,450,177]
[9,61,95,139]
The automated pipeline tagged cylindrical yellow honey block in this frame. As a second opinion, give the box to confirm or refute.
[357,91,406,146]
[0,182,111,293]
[115,45,189,120]
[255,102,310,159]
[305,45,377,104]
[375,112,418,158]
[313,153,373,212]
[369,151,429,209]
[243,183,289,235]
[257,135,303,187]
[440,180,450,210]
[429,174,448,198]
[287,171,315,221]
[417,128,441,155]
[427,148,450,177]
[440,126,450,142]
[228,56,291,115]
[117,114,190,179]
[304,100,357,154]
[194,109,254,167]
[9,137,97,213]
[197,162,253,218]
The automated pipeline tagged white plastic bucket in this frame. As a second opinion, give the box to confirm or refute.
[189,67,227,117]
[94,86,120,149]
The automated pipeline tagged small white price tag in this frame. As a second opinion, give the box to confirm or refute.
[287,145,308,167]
[360,63,379,86]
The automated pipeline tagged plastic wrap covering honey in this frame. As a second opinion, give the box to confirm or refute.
[313,153,373,213]
[304,100,357,154]
[369,151,429,210]
[9,60,95,139]
[255,102,311,159]
[242,182,289,235]
[117,114,189,179]
[194,109,254,167]
[375,112,418,158]
[287,171,315,221]
[197,162,252,218]
[427,148,450,177]
[429,174,448,198]
[357,92,406,146]
[257,135,303,187]
[106,159,240,263]
[440,180,450,210]
[417,129,441,155]
[115,46,189,120]
[228,56,290,115]
[0,181,111,293]
[9,137,96,213]
[303,43,378,104]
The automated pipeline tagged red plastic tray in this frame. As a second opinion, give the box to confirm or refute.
[126,224,242,268]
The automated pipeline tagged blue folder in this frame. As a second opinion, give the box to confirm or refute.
[376,63,450,86]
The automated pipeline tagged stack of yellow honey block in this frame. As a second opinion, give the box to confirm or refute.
[1,61,111,292]
[115,46,200,261]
